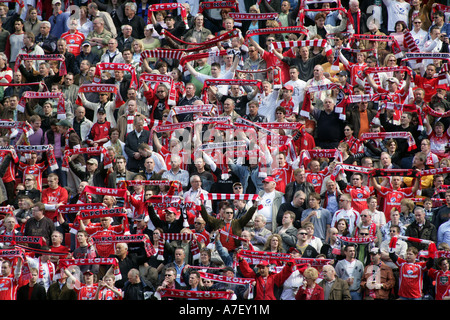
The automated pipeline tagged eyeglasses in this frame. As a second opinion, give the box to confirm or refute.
[359,233,369,236]
[234,186,242,189]
[414,21,422,24]
[157,90,165,93]
[299,232,307,235]
[164,274,173,277]
[225,211,234,214]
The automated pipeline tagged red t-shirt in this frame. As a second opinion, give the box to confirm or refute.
[41,186,69,221]
[396,258,427,299]
[262,50,290,84]
[18,162,47,190]
[0,274,19,300]
[378,186,414,222]
[61,30,85,56]
[428,269,450,300]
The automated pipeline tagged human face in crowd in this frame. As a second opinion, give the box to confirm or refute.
[293,192,306,207]
[48,175,59,189]
[164,270,176,285]
[308,197,320,210]
[174,248,185,263]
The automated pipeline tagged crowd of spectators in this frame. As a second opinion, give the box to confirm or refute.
[1,0,450,303]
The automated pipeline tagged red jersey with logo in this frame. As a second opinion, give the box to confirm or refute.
[413,75,438,102]
[396,258,427,299]
[41,186,69,220]
[87,121,111,147]
[77,284,98,300]
[428,131,450,157]
[305,170,329,193]
[85,225,124,257]
[61,30,85,56]
[343,185,373,213]
[272,164,293,193]
[0,274,19,300]
[97,287,123,300]
[18,161,47,190]
[428,268,450,300]
[378,186,414,222]
[277,98,298,118]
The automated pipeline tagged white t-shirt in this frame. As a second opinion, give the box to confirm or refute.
[259,191,276,223]
[383,0,410,32]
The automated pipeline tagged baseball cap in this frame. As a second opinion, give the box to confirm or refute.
[82,41,90,47]
[84,269,93,275]
[289,247,300,254]
[52,0,61,4]
[283,84,294,91]
[257,260,269,267]
[263,176,275,183]
[165,207,178,214]
[386,77,400,85]
[97,106,106,114]
[233,182,242,188]
[165,14,175,20]
[56,119,72,128]
[337,70,348,77]
[369,247,381,255]
[87,158,98,165]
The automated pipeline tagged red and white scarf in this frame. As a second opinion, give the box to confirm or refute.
[81,186,128,199]
[18,91,65,119]
[0,235,44,246]
[360,131,417,152]
[91,234,156,257]
[347,9,361,34]
[75,83,123,107]
[139,73,177,106]
[15,144,58,171]
[198,1,238,13]
[199,193,259,201]
[162,28,240,52]
[157,233,200,260]
[228,12,278,21]
[93,63,138,89]
[270,39,328,51]
[337,235,377,244]
[139,49,185,67]
[59,258,121,280]
[158,288,233,300]
[62,146,112,171]
[245,26,308,39]
[14,54,66,75]
[198,271,254,286]
[179,50,228,67]
[148,3,189,28]
[299,149,343,167]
